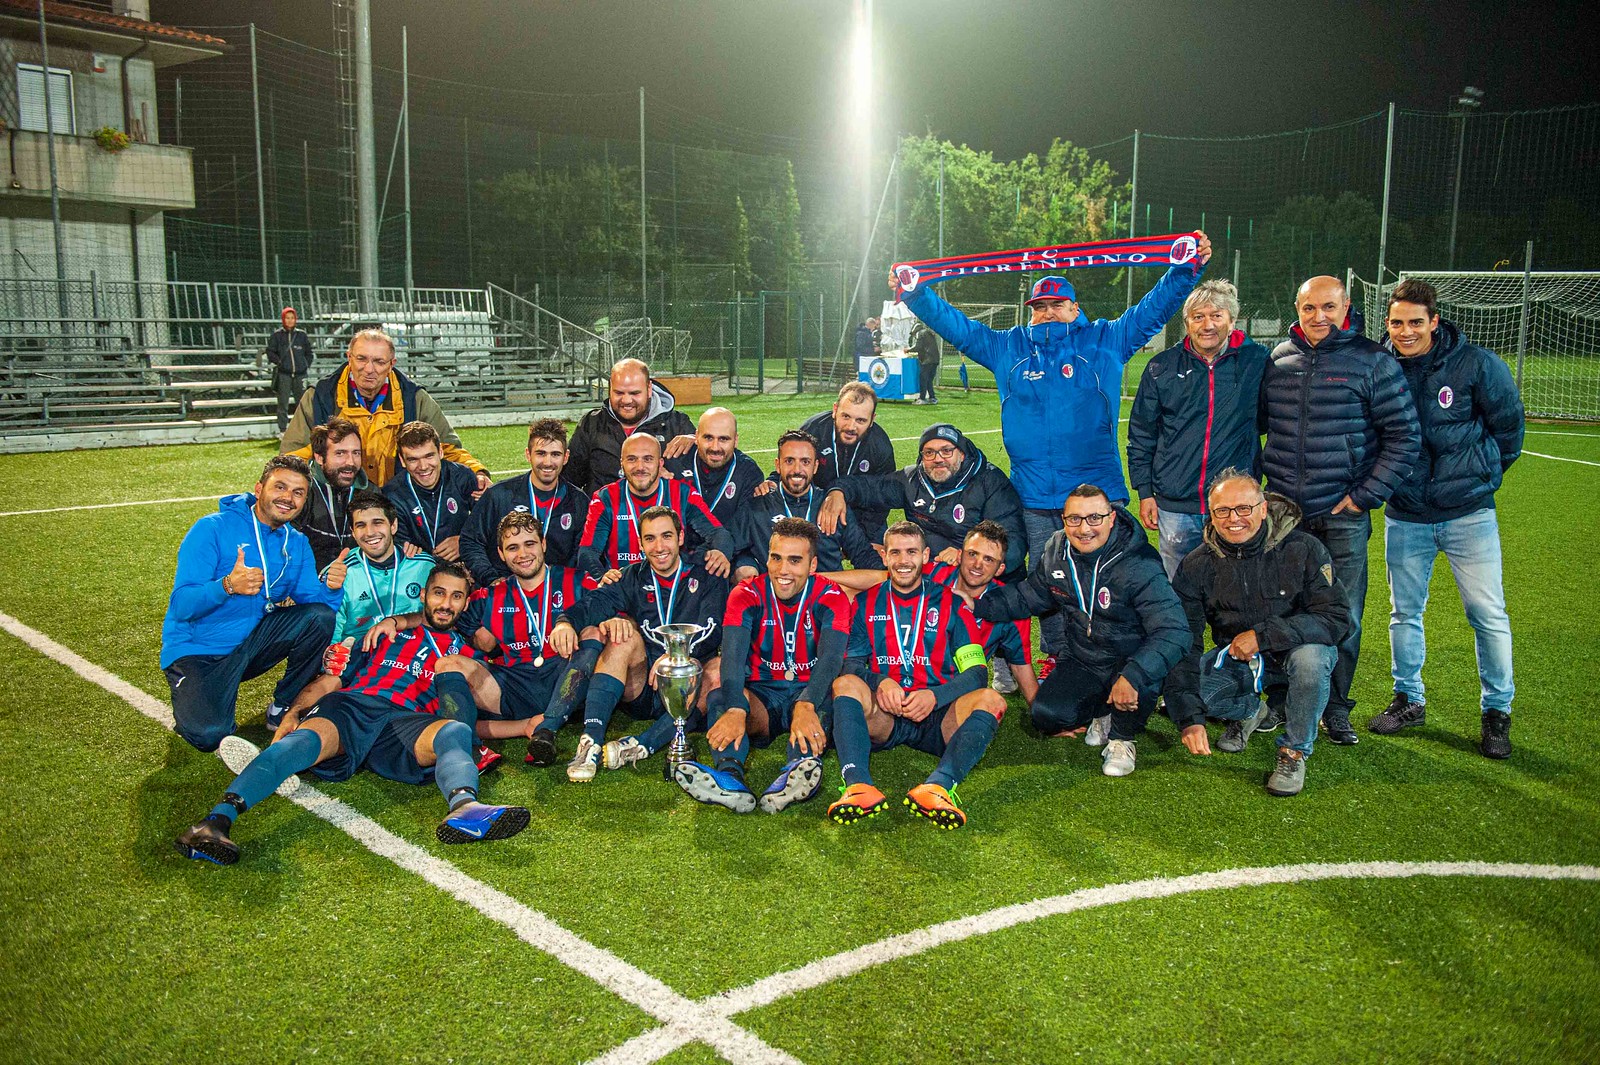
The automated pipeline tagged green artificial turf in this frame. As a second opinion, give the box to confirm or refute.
[0,394,1597,1064]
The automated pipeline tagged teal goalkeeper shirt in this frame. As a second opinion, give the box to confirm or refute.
[324,547,437,641]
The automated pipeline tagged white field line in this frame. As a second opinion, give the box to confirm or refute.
[1526,430,1600,438]
[1523,450,1600,468]
[0,608,802,1065]
[591,858,1600,1065]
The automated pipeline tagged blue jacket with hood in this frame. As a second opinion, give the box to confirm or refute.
[161,493,344,667]
[904,261,1204,510]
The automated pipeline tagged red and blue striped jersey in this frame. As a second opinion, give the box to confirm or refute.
[724,574,852,684]
[924,560,1033,665]
[577,478,725,576]
[459,564,586,667]
[848,576,984,689]
[347,625,474,714]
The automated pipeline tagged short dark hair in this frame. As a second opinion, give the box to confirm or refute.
[258,454,311,486]
[348,488,395,522]
[1388,278,1439,320]
[1064,483,1110,507]
[966,519,1010,554]
[396,421,441,453]
[427,559,473,592]
[638,504,682,535]
[528,417,568,450]
[769,517,819,557]
[311,416,361,459]
[884,519,926,547]
[497,510,543,545]
[775,429,820,458]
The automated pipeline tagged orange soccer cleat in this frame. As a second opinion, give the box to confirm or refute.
[904,783,966,829]
[828,782,890,825]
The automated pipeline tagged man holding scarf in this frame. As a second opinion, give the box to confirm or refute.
[898,232,1210,673]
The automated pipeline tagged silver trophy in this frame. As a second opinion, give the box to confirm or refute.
[643,622,712,780]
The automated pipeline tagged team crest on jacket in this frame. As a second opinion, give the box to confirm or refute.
[1061,363,1075,379]
[724,483,737,499]
[446,498,459,514]
[688,577,699,593]
[406,582,422,597]
[1097,588,1111,609]
[858,459,869,471]
[1321,563,1334,586]
[952,503,966,523]
[1438,386,1454,408]
[561,513,573,530]
[926,606,939,629]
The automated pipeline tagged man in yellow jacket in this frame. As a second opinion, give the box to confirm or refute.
[280,328,490,491]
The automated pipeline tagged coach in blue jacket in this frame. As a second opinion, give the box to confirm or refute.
[1367,279,1523,759]
[1260,275,1420,745]
[902,231,1210,666]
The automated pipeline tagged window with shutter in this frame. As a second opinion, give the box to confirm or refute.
[17,64,75,135]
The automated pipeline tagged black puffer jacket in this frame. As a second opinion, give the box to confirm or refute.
[566,381,695,494]
[1384,319,1524,524]
[974,506,1189,694]
[1260,317,1420,518]
[1163,494,1351,730]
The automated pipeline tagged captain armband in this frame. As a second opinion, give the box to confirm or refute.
[953,643,988,675]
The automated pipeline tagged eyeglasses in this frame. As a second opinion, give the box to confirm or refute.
[1063,512,1110,528]
[920,446,959,461]
[1211,501,1264,519]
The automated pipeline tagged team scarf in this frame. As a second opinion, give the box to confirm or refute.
[892,232,1203,301]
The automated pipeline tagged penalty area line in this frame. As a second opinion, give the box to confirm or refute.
[0,608,805,1065]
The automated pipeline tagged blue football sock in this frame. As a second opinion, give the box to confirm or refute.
[434,671,479,736]
[582,674,626,744]
[927,709,999,790]
[831,694,874,787]
[542,638,603,732]
[213,728,321,818]
[431,720,478,809]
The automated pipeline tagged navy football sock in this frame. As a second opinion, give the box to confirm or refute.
[831,695,874,787]
[434,671,478,735]
[542,638,603,732]
[705,689,749,772]
[927,709,999,790]
[431,720,479,809]
[581,674,625,744]
[636,707,702,754]
[212,728,321,818]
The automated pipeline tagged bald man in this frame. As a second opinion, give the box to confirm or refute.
[576,432,732,582]
[1260,275,1419,745]
[565,358,696,494]
[664,406,765,540]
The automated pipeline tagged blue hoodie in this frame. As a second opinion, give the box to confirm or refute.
[905,262,1202,510]
[161,493,344,667]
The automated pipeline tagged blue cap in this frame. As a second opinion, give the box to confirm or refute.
[1026,275,1076,305]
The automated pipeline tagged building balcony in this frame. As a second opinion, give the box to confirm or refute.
[2,130,194,211]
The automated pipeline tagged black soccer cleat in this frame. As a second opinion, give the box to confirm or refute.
[1480,710,1512,759]
[1368,692,1426,735]
[524,728,559,767]
[174,815,240,866]
[1322,708,1359,746]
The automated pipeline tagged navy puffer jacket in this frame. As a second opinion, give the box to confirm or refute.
[1384,319,1524,524]
[1260,317,1420,518]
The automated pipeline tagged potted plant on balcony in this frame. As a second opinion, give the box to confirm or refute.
[92,126,131,153]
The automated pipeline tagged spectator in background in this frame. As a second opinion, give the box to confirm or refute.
[280,328,489,491]
[266,306,312,433]
[383,421,479,561]
[914,326,940,405]
[853,317,881,360]
[565,358,696,494]
[1128,278,1269,577]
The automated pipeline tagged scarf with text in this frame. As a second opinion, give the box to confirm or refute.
[892,232,1202,301]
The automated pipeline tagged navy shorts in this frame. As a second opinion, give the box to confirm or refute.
[619,687,661,720]
[301,690,441,785]
[484,659,561,720]
[875,704,951,757]
[745,681,832,748]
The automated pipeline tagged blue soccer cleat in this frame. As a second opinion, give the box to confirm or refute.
[673,760,757,814]
[174,815,240,865]
[436,802,531,845]
[758,756,823,814]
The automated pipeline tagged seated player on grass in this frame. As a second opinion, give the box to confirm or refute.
[420,511,590,767]
[827,522,1006,829]
[674,518,852,815]
[161,455,341,752]
[382,421,480,561]
[828,520,1038,703]
[174,562,529,865]
[545,506,727,781]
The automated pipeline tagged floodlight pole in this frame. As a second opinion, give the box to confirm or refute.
[937,147,944,258]
[353,0,379,289]
[640,87,648,321]
[1377,102,1394,287]
[35,0,68,318]
[402,26,414,295]
[1126,129,1139,311]
[1446,86,1482,271]
[249,25,269,283]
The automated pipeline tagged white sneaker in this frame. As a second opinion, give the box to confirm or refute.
[1102,738,1137,777]
[602,735,650,770]
[1084,714,1112,747]
[990,656,1017,694]
[218,734,302,797]
[567,734,601,783]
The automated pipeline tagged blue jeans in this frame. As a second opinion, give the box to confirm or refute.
[1156,509,1208,579]
[1302,510,1371,720]
[1263,643,1337,756]
[1385,508,1514,713]
[1024,509,1067,658]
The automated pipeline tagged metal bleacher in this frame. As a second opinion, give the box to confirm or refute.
[0,279,611,450]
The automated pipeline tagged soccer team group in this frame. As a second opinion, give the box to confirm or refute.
[167,232,1526,864]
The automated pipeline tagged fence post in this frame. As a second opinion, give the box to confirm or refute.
[1515,240,1533,389]
[757,292,766,394]
[1126,129,1140,312]
[1377,101,1395,287]
[639,87,648,321]
[249,25,270,284]
[732,293,741,390]
[1232,248,1241,286]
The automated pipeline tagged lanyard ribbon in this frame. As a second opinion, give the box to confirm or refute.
[892,231,1203,301]
[887,585,928,687]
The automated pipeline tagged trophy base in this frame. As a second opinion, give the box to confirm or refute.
[662,739,697,780]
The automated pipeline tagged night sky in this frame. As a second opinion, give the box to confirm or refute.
[154,0,1598,159]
